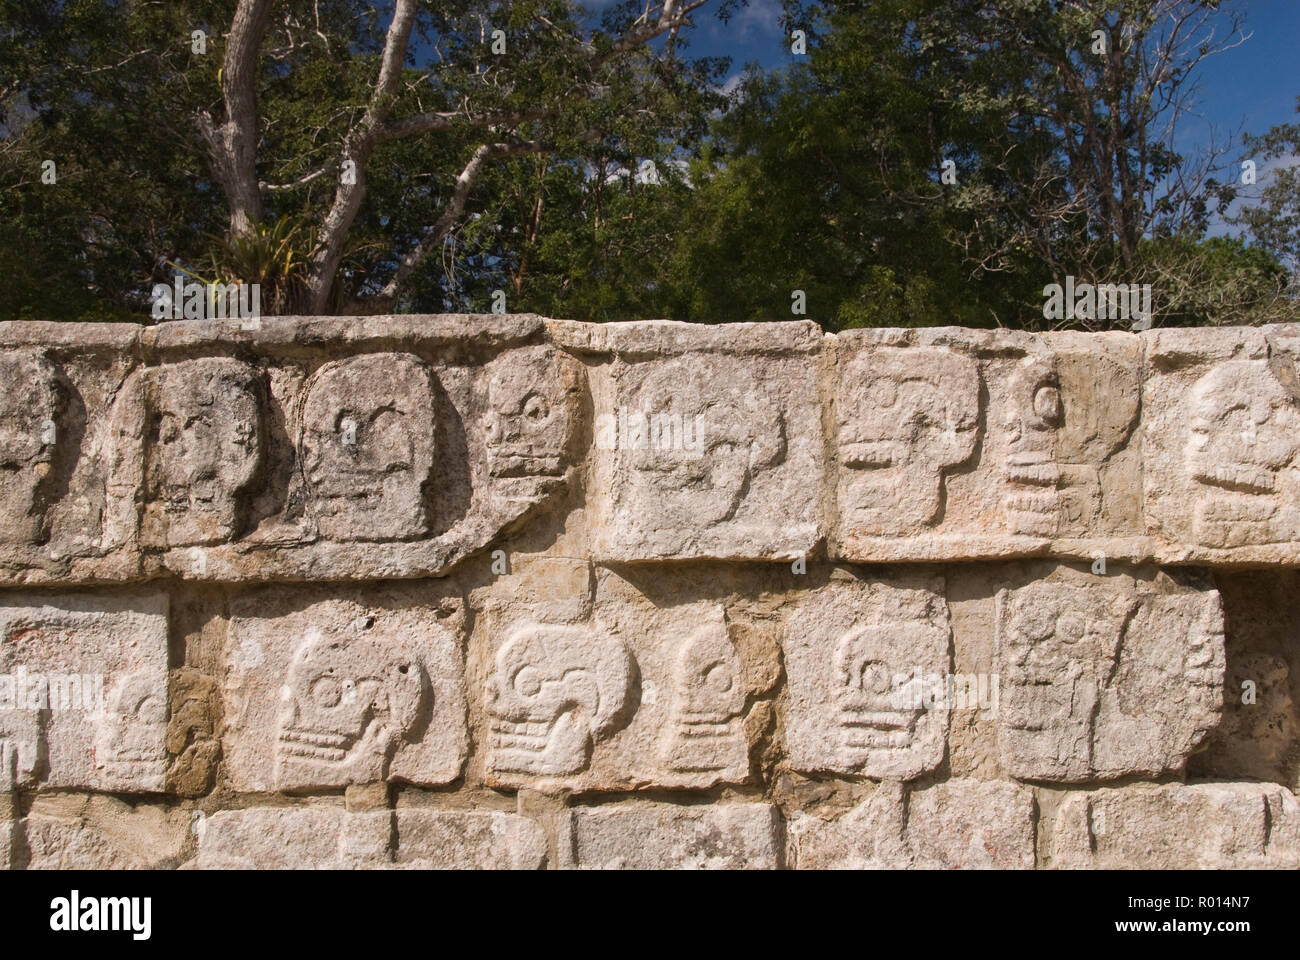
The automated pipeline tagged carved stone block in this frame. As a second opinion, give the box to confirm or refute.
[833,330,1142,561]
[0,349,65,545]
[1052,783,1300,869]
[995,573,1224,781]
[480,569,764,792]
[782,572,950,780]
[393,809,547,869]
[142,357,264,547]
[298,353,435,542]
[587,327,823,561]
[0,591,168,791]
[1145,327,1300,562]
[223,588,467,790]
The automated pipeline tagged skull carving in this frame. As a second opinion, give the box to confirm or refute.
[1185,359,1300,546]
[276,630,428,788]
[94,670,167,791]
[488,624,634,777]
[484,346,583,479]
[625,360,786,527]
[834,624,933,768]
[0,350,63,544]
[1003,356,1063,536]
[664,624,747,773]
[997,583,1135,780]
[838,348,979,534]
[144,358,263,547]
[299,353,436,542]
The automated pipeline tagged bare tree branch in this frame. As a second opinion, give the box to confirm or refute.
[197,0,276,237]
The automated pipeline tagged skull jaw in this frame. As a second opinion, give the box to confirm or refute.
[274,720,397,789]
[489,709,592,777]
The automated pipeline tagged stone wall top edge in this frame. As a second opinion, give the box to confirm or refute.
[142,313,547,353]
[6,317,1298,364]
[0,321,142,350]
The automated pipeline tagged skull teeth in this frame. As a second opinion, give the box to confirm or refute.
[279,728,351,762]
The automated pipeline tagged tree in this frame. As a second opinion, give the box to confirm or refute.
[0,0,737,317]
[1224,97,1300,294]
[200,0,736,312]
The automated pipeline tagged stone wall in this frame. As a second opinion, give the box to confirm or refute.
[1,315,1298,869]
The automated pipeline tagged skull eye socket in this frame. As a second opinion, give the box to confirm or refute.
[702,662,734,694]
[310,675,343,708]
[523,393,549,423]
[514,666,543,698]
[1033,385,1062,423]
[858,662,892,695]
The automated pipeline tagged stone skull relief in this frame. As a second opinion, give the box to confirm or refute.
[143,358,263,548]
[1185,358,1300,547]
[0,350,64,544]
[299,353,436,542]
[624,359,786,529]
[275,630,430,789]
[487,624,635,778]
[484,345,582,482]
[663,623,747,775]
[838,347,979,535]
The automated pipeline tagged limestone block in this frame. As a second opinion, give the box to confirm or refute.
[995,573,1224,781]
[782,571,950,780]
[1052,783,1300,869]
[1144,325,1300,563]
[791,779,1034,869]
[479,568,765,792]
[194,806,394,869]
[223,587,467,791]
[586,321,823,561]
[195,805,548,869]
[568,802,780,869]
[0,349,65,545]
[393,809,547,869]
[0,325,146,584]
[0,591,169,791]
[298,353,434,542]
[833,329,1143,562]
[22,794,189,869]
[141,357,264,548]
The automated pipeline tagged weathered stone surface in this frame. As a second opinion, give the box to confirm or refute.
[833,329,1144,562]
[0,591,168,791]
[194,805,547,869]
[299,353,435,542]
[21,794,189,869]
[1052,783,1300,869]
[393,809,547,869]
[150,340,584,582]
[478,566,764,792]
[782,571,950,780]
[223,587,467,791]
[568,802,780,869]
[791,779,1035,869]
[587,322,823,561]
[995,571,1224,781]
[141,357,264,548]
[0,331,145,584]
[1191,570,1300,788]
[194,806,394,869]
[0,349,65,545]
[1144,325,1300,564]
